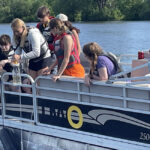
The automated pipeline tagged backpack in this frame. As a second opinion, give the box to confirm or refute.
[102,52,122,74]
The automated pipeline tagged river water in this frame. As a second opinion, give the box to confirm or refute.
[0,21,150,69]
[0,21,150,55]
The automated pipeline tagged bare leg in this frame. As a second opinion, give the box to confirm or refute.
[22,69,37,94]
[36,67,50,95]
[28,69,38,80]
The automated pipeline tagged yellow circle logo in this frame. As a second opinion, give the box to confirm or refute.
[67,105,83,129]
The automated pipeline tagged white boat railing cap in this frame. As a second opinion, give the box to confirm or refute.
[1,72,34,84]
[2,66,150,88]
[35,74,84,83]
[1,72,108,87]
[35,75,112,88]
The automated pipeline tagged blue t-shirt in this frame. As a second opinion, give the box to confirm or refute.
[96,56,116,77]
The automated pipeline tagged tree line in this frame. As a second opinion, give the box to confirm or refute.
[0,0,149,23]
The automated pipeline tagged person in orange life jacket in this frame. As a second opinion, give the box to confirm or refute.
[44,18,85,82]
[56,14,81,56]
[36,6,57,75]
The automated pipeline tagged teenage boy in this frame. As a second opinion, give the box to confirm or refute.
[36,6,57,74]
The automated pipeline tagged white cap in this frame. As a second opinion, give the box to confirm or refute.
[56,13,68,21]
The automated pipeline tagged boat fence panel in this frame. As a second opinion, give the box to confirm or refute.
[125,87,150,111]
[1,73,35,122]
[34,76,150,146]
[38,76,124,107]
[38,77,79,101]
[80,82,124,107]
[127,88,150,100]
[37,76,150,112]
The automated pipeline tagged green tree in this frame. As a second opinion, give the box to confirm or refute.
[117,0,144,20]
[0,0,148,22]
[53,0,84,21]
[139,0,150,20]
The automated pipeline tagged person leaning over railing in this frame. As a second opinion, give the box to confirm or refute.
[11,18,52,80]
[83,42,118,86]
[43,18,85,82]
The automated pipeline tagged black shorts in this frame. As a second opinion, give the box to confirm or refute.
[29,57,51,71]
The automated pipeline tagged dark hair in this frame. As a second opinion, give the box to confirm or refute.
[49,18,67,32]
[0,34,11,46]
[37,6,50,18]
[64,21,80,34]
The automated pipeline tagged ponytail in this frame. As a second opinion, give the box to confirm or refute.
[90,53,98,78]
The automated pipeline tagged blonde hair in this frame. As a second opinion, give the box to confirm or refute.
[83,42,104,76]
[11,18,27,48]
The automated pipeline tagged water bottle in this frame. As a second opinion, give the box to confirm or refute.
[12,62,21,85]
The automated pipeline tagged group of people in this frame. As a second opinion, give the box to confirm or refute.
[0,6,118,89]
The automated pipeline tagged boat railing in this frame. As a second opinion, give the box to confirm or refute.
[0,68,150,149]
[1,65,150,126]
[118,54,137,66]
[1,72,35,124]
[110,60,150,79]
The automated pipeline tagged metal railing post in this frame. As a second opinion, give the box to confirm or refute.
[32,82,38,124]
[1,78,5,124]
[123,87,127,108]
[77,82,81,102]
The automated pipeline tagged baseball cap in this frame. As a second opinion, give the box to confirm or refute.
[56,13,68,21]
